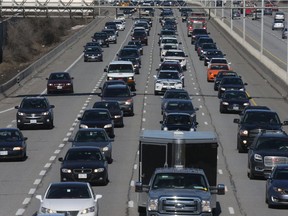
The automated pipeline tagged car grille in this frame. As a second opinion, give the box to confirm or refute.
[162,82,177,86]
[264,156,288,167]
[159,197,200,215]
[73,168,92,174]
[57,211,79,216]
[25,113,44,119]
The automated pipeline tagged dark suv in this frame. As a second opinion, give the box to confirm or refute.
[233,109,288,153]
[91,32,109,47]
[248,130,288,179]
[15,97,55,129]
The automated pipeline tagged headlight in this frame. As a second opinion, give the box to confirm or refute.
[163,127,168,131]
[128,77,133,80]
[239,129,248,136]
[108,77,113,80]
[80,206,95,214]
[48,83,53,86]
[239,88,245,91]
[13,147,23,151]
[42,111,49,115]
[254,154,263,161]
[41,207,56,214]
[94,168,105,173]
[243,102,250,106]
[222,102,229,105]
[220,87,226,91]
[201,200,212,212]
[61,168,72,173]
[17,112,25,116]
[147,199,158,211]
[79,124,88,129]
[66,83,72,86]
[114,115,121,118]
[190,128,196,131]
[102,146,109,152]
[125,99,133,105]
[104,124,112,128]
[273,187,285,193]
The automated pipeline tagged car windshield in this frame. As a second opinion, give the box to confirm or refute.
[49,73,70,80]
[256,137,288,150]
[207,51,223,56]
[158,72,179,79]
[202,44,217,49]
[65,150,104,161]
[164,92,189,99]
[221,78,243,85]
[85,47,101,52]
[21,99,48,109]
[133,31,146,36]
[152,173,208,190]
[0,130,21,142]
[94,33,107,39]
[103,88,130,97]
[108,64,133,73]
[210,65,229,70]
[211,59,227,64]
[166,102,194,111]
[165,51,185,57]
[46,184,92,199]
[273,170,288,179]
[75,131,108,142]
[162,39,177,44]
[119,49,139,57]
[243,112,281,124]
[223,92,247,99]
[82,111,109,120]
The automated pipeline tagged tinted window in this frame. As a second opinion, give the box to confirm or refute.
[21,99,48,109]
[103,87,130,97]
[46,184,92,199]
[75,130,108,142]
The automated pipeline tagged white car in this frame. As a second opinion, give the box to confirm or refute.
[274,12,285,21]
[160,43,179,60]
[207,57,231,68]
[114,20,125,31]
[159,37,181,50]
[154,70,183,95]
[36,182,102,216]
[272,20,285,30]
[162,49,188,70]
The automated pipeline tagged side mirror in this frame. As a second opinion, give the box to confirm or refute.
[35,195,42,202]
[58,157,64,162]
[78,117,82,121]
[46,78,49,80]
[153,75,157,79]
[104,68,107,72]
[233,118,240,124]
[217,184,225,195]
[131,93,136,97]
[24,137,28,141]
[50,105,55,109]
[15,106,19,109]
[135,181,143,192]
[68,138,74,142]
[160,121,163,124]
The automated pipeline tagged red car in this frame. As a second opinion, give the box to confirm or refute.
[46,72,74,94]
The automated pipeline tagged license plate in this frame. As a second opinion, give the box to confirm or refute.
[233,105,239,110]
[57,86,63,89]
[30,119,37,123]
[0,151,8,155]
[78,174,87,179]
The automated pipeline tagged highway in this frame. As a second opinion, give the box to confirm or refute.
[0,5,288,216]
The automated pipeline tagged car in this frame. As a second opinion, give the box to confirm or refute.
[266,164,288,208]
[36,182,102,215]
[0,128,27,161]
[46,72,74,94]
[157,61,184,85]
[219,90,251,113]
[160,89,190,113]
[15,97,55,129]
[232,8,241,19]
[160,113,197,131]
[160,43,179,60]
[239,105,270,116]
[159,37,180,50]
[102,29,117,44]
[154,70,183,95]
[217,77,247,98]
[99,80,126,92]
[93,101,124,127]
[158,29,177,43]
[104,21,118,35]
[207,57,230,68]
[194,36,214,52]
[272,20,285,30]
[70,128,113,163]
[117,48,141,74]
[233,109,288,153]
[191,28,209,44]
[198,43,218,60]
[134,21,150,35]
[78,108,115,138]
[83,46,103,62]
[214,70,239,91]
[282,28,288,39]
[113,19,125,31]
[99,84,136,116]
[104,61,136,91]
[131,30,148,45]
[274,11,285,21]
[204,49,226,66]
[248,130,288,180]
[264,8,273,16]
[162,99,199,124]
[127,40,143,55]
[91,32,109,47]
[162,49,188,70]
[83,42,102,52]
[207,63,231,82]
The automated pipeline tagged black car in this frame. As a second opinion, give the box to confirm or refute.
[131,31,148,45]
[239,105,270,116]
[248,130,288,179]
[59,146,109,185]
[78,108,115,138]
[204,49,226,66]
[191,28,209,44]
[158,30,177,43]
[219,90,251,114]
[15,97,55,129]
[198,43,218,60]
[266,164,288,208]
[93,101,124,127]
[0,128,27,161]
[99,80,126,92]
[83,42,102,52]
[161,89,190,113]
[117,48,141,74]
[218,77,247,98]
[233,109,288,153]
[104,22,118,36]
[194,36,214,52]
[70,128,113,163]
[83,46,103,62]
[128,40,143,55]
[102,29,117,44]
[160,113,197,131]
[214,71,239,91]
[91,32,109,47]
[162,99,199,124]
[99,84,136,116]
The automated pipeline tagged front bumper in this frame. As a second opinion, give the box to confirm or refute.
[61,170,108,184]
[17,115,53,128]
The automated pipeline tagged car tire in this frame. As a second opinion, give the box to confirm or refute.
[248,169,255,180]
[107,44,109,47]
[237,142,245,153]
[219,106,225,113]
[114,40,117,44]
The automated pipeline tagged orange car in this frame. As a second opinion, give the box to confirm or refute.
[207,63,231,82]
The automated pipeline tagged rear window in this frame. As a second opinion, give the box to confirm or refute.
[103,87,130,97]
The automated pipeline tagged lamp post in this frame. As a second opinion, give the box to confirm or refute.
[260,0,264,56]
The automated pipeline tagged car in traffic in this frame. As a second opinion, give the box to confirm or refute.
[217,76,247,98]
[272,20,285,30]
[127,40,143,55]
[194,36,214,52]
[160,113,197,131]
[70,128,113,163]
[154,70,183,95]
[207,63,231,82]
[248,130,288,180]
[78,108,115,138]
[117,48,141,74]
[102,28,117,44]
[160,44,179,60]
[219,90,251,114]
[83,46,103,62]
[191,28,209,44]
[204,49,226,66]
[162,49,188,70]
[113,19,125,31]
[36,182,102,215]
[207,57,231,68]
[93,101,124,127]
[233,109,288,153]
[160,89,190,113]
[91,32,109,47]
[131,30,148,45]
[266,164,288,208]
[157,60,184,85]
[59,146,109,185]
[214,70,239,91]
[99,80,126,92]
[0,128,27,161]
[46,72,74,94]
[159,37,180,50]
[198,43,218,60]
[15,97,55,129]
[99,84,136,116]
[274,11,285,21]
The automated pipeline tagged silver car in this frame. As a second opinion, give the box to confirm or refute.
[36,182,102,216]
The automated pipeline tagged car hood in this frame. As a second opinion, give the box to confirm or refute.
[165,110,195,115]
[72,141,110,148]
[107,73,134,78]
[41,198,95,211]
[253,149,288,157]
[62,160,106,168]
[240,124,282,130]
[101,96,131,103]
[164,125,194,131]
[79,120,112,128]
[149,188,210,199]
[268,180,288,188]
[0,141,24,147]
[222,99,249,103]
[220,84,245,89]
[17,108,50,113]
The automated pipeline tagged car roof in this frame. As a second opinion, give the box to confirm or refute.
[109,61,133,65]
[104,84,129,89]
